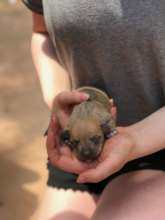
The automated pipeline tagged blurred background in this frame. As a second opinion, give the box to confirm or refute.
[0,1,49,219]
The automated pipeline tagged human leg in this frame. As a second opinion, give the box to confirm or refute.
[91,170,165,220]
[38,186,99,220]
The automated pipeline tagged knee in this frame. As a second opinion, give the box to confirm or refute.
[91,170,165,220]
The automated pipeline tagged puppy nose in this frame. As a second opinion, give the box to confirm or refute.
[78,146,98,162]
[81,148,92,157]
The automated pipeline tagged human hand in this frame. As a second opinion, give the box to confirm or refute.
[77,126,135,183]
[46,91,95,174]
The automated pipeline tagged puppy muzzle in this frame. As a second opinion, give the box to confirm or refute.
[75,142,102,162]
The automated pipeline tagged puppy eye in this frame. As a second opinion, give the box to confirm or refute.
[71,139,80,147]
[90,135,101,144]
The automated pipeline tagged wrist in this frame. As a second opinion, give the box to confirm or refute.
[124,124,143,161]
[125,118,165,161]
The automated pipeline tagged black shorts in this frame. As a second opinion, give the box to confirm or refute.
[47,149,165,195]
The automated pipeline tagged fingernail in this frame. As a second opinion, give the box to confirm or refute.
[81,93,90,100]
[109,98,114,106]
[77,176,86,183]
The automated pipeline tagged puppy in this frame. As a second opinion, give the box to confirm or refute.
[60,86,117,162]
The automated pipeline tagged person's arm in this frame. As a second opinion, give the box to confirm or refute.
[77,107,165,183]
[127,106,165,160]
[31,13,71,109]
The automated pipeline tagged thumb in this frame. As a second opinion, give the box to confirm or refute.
[54,91,90,108]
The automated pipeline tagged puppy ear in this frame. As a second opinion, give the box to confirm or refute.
[101,120,117,139]
[100,121,112,139]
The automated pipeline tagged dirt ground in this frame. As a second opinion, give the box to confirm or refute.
[0,2,49,220]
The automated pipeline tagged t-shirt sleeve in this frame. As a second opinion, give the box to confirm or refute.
[22,0,43,15]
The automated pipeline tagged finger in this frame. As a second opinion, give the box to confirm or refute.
[54,91,89,107]
[77,156,122,183]
[77,135,132,183]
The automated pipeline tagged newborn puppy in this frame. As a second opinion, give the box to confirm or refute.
[60,87,117,162]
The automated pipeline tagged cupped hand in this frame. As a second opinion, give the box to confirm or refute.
[77,126,136,183]
[46,90,121,177]
[46,91,95,174]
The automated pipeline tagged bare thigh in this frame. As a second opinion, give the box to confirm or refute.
[91,170,165,220]
[38,186,99,220]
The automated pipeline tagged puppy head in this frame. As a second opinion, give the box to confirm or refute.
[61,118,104,162]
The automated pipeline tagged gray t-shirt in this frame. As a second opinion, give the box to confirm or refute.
[23,0,165,127]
